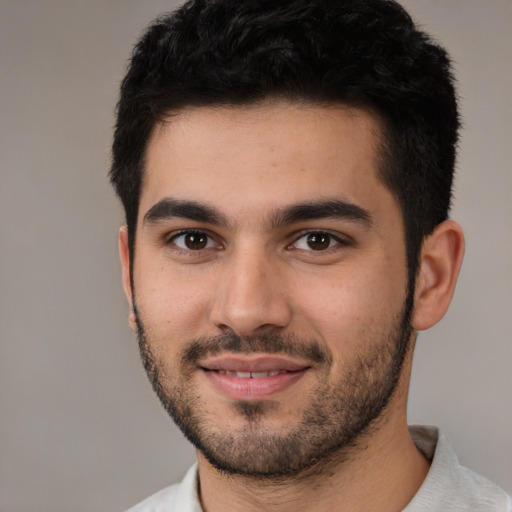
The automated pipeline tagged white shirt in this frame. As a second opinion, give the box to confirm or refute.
[126,426,512,512]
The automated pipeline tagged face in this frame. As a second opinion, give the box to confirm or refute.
[122,102,414,477]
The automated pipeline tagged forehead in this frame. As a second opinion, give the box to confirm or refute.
[140,102,396,224]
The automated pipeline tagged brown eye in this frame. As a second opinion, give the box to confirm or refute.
[171,230,214,251]
[291,231,345,252]
[184,232,208,250]
[306,232,331,250]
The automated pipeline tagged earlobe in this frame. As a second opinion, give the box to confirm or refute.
[412,220,465,331]
[118,226,138,333]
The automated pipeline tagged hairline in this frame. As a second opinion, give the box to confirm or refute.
[127,97,415,280]
[131,96,397,234]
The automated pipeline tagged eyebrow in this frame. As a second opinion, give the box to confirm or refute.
[268,199,372,229]
[143,198,228,227]
[142,197,372,229]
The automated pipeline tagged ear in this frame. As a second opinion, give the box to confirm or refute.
[412,220,465,331]
[118,226,138,332]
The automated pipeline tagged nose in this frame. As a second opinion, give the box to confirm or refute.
[209,245,292,337]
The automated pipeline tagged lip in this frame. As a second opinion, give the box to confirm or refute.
[200,355,310,373]
[200,355,311,400]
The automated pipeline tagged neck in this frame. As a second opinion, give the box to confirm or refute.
[197,404,429,512]
[198,422,429,512]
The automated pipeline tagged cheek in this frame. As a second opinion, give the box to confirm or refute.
[133,262,215,342]
[291,260,407,349]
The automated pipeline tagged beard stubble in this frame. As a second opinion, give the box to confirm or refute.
[134,289,414,479]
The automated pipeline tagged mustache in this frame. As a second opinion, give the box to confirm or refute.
[181,331,332,366]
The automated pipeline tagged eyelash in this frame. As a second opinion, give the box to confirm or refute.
[166,229,350,255]
[289,231,350,253]
[167,229,220,253]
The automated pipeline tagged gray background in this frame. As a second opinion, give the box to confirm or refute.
[0,1,510,510]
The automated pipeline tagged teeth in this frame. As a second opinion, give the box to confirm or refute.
[251,371,269,379]
[217,370,285,378]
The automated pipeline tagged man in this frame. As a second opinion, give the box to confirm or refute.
[110,0,511,510]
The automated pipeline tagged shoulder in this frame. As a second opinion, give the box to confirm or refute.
[450,465,512,512]
[125,484,181,512]
[124,464,201,512]
[406,426,512,512]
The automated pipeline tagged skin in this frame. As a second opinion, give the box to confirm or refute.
[119,101,465,512]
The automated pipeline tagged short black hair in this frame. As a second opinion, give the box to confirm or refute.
[110,0,459,284]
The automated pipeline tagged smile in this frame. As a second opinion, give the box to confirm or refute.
[215,370,287,378]
[199,355,311,400]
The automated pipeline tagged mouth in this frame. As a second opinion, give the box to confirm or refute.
[199,355,311,400]
[215,369,289,378]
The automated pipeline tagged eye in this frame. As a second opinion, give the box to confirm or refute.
[292,231,344,251]
[170,230,218,251]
